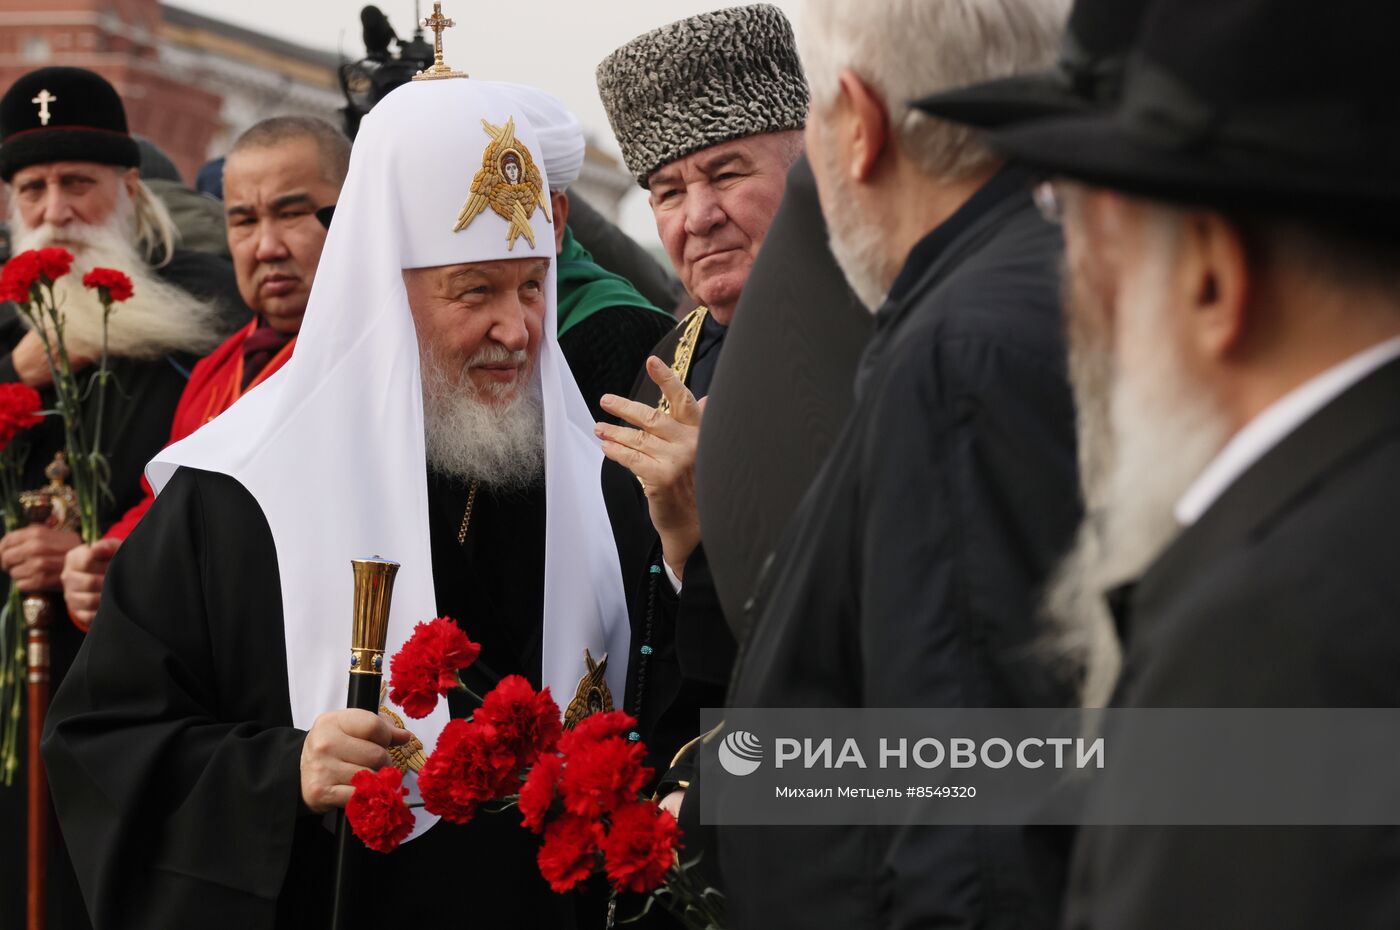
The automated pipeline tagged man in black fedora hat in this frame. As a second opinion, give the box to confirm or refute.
[945,0,1400,926]
[912,0,1148,133]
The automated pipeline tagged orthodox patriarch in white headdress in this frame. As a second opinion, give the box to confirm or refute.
[42,38,681,928]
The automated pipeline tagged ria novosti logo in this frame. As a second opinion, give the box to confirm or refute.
[718,730,764,776]
[716,729,1105,775]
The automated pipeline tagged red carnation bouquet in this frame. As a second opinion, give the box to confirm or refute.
[348,616,726,928]
[0,381,43,786]
[0,249,134,545]
[0,251,134,784]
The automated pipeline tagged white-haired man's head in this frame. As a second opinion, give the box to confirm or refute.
[1042,191,1229,704]
[403,256,550,489]
[1044,181,1400,704]
[8,160,221,358]
[800,0,1068,309]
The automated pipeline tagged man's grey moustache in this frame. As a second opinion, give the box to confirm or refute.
[467,348,529,367]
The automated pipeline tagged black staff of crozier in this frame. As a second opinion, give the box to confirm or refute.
[331,557,399,930]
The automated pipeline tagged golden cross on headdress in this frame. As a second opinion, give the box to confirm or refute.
[412,2,468,81]
[31,89,56,126]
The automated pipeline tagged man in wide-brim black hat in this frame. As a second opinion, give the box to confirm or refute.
[912,0,1148,132]
[940,0,1400,927]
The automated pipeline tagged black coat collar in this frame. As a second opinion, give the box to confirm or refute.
[857,167,1036,398]
[1129,356,1400,622]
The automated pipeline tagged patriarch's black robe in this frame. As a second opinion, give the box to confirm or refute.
[42,460,671,930]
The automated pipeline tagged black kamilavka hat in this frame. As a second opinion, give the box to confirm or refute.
[985,0,1400,231]
[912,0,1148,130]
[0,67,140,181]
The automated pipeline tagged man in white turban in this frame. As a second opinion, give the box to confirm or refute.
[41,61,673,929]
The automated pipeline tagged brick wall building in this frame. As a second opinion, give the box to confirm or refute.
[0,1,633,218]
[0,0,341,183]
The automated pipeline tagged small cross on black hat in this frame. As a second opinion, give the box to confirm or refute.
[0,67,140,182]
[984,0,1400,233]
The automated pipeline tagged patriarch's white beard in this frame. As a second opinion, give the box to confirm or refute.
[1044,234,1229,706]
[420,341,545,489]
[10,189,222,359]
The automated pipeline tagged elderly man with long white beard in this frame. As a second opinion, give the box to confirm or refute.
[0,66,230,930]
[955,0,1400,925]
[41,52,678,930]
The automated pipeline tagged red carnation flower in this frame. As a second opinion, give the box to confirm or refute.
[519,752,562,833]
[600,801,681,894]
[388,616,481,719]
[475,675,563,769]
[345,766,415,854]
[82,267,134,303]
[0,383,43,451]
[557,710,636,755]
[558,734,651,820]
[537,813,602,894]
[1,251,41,303]
[417,719,516,824]
[35,247,73,282]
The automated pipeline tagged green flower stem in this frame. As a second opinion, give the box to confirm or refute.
[0,583,23,787]
[22,279,109,544]
[456,678,486,705]
[83,296,114,545]
[0,439,27,787]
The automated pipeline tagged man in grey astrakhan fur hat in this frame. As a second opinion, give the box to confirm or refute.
[589,3,808,811]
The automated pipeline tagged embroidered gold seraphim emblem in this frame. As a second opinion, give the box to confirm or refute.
[453,116,552,249]
[563,649,614,729]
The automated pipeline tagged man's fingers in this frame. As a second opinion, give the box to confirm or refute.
[63,571,104,594]
[599,439,664,485]
[13,564,62,593]
[318,785,355,811]
[67,542,117,575]
[65,592,100,615]
[599,391,679,439]
[91,538,122,560]
[594,421,654,455]
[648,356,702,426]
[4,536,38,564]
[375,711,415,747]
[341,739,393,772]
[0,526,37,556]
[338,708,392,743]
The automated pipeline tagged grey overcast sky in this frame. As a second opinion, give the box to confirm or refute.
[172,0,807,245]
[173,0,807,154]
